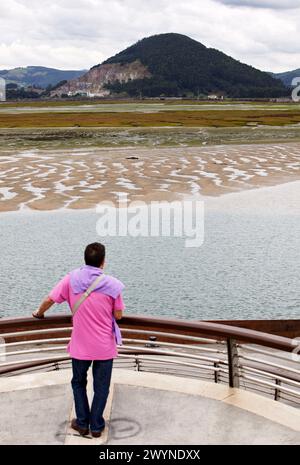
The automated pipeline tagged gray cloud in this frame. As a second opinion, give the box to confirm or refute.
[0,0,299,73]
[216,0,300,9]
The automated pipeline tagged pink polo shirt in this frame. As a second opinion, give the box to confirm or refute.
[49,274,125,360]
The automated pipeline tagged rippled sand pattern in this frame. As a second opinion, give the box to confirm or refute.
[0,143,299,211]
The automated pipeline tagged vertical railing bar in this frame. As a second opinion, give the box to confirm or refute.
[227,338,240,388]
[135,355,140,372]
[274,378,281,401]
[214,362,219,383]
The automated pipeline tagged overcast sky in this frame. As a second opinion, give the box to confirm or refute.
[0,0,299,72]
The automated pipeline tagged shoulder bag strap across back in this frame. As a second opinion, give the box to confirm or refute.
[71,273,105,315]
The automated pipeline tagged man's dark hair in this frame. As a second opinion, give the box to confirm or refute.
[84,242,105,267]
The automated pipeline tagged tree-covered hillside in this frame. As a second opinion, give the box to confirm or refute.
[99,33,288,98]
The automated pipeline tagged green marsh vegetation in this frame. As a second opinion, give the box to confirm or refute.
[0,100,300,151]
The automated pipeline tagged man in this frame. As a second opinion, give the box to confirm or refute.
[33,242,125,438]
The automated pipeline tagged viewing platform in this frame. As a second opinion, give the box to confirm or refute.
[1,316,300,445]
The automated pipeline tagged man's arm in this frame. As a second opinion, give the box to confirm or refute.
[32,296,54,319]
[33,275,70,319]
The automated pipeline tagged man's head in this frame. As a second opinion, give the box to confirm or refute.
[84,242,105,268]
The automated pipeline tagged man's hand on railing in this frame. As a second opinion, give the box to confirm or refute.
[32,311,45,319]
[32,297,55,319]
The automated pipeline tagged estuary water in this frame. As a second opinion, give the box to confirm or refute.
[0,182,300,321]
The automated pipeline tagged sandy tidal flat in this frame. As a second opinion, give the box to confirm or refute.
[0,142,299,211]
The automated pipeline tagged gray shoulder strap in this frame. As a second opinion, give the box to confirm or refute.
[71,274,105,315]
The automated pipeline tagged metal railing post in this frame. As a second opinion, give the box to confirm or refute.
[214,362,219,383]
[227,338,240,388]
[274,378,281,401]
[135,355,140,372]
[54,362,59,371]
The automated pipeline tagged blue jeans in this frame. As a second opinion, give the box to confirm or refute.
[71,358,113,432]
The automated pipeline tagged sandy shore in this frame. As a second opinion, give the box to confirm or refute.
[0,142,299,212]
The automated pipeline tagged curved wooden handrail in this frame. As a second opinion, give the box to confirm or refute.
[0,314,297,352]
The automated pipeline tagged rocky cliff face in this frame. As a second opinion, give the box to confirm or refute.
[52,60,151,97]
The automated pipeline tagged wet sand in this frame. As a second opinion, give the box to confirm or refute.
[0,142,299,211]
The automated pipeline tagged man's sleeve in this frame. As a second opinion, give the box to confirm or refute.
[113,293,125,311]
[48,275,70,304]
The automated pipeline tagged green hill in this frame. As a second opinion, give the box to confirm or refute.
[273,69,300,87]
[99,33,288,98]
[0,66,86,89]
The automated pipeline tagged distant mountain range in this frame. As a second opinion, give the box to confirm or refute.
[54,33,288,99]
[272,69,300,87]
[1,35,295,99]
[0,66,86,89]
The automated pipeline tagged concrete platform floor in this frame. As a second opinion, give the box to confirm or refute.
[0,368,300,445]
[0,384,72,445]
